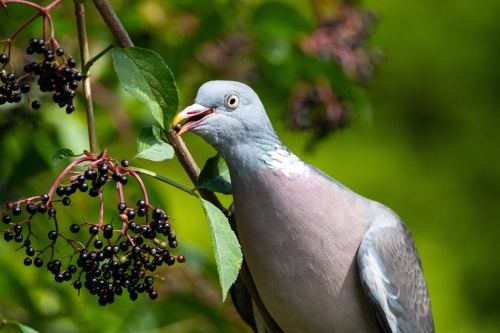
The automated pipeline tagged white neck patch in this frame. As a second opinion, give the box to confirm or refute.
[260,144,310,178]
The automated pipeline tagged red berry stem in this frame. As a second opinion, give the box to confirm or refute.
[116,181,125,208]
[98,187,104,225]
[47,155,99,199]
[0,0,65,42]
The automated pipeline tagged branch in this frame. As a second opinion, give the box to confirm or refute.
[75,1,97,153]
[164,128,228,214]
[91,0,132,48]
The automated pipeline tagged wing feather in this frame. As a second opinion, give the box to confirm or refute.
[357,204,434,333]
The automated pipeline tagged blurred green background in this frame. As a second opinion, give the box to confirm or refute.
[1,0,499,332]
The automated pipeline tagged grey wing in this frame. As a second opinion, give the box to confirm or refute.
[230,274,258,332]
[357,206,435,333]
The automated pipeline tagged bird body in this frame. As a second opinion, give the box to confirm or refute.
[172,81,434,333]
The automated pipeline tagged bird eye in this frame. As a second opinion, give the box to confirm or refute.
[226,94,240,109]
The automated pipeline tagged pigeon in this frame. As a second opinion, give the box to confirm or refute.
[172,81,434,333]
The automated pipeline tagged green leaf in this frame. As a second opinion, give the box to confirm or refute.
[111,47,179,129]
[199,198,242,301]
[18,323,40,333]
[3,320,40,333]
[198,154,232,194]
[134,126,174,162]
[51,148,77,167]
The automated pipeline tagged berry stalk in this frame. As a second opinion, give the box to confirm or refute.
[0,0,66,43]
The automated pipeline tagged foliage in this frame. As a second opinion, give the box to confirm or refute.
[197,154,232,195]
[134,125,174,162]
[111,47,178,129]
[199,198,242,301]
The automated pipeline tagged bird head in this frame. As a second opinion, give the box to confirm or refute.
[172,81,274,149]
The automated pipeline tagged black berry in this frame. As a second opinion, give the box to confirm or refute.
[89,225,99,235]
[56,187,65,197]
[48,208,56,217]
[26,247,35,256]
[3,232,14,241]
[73,280,82,289]
[26,203,37,214]
[85,169,97,180]
[89,188,99,197]
[70,224,80,233]
[68,81,78,90]
[137,208,146,217]
[98,163,109,174]
[126,210,135,220]
[37,204,47,213]
[64,186,75,196]
[31,100,41,109]
[118,202,127,212]
[48,230,58,240]
[34,258,43,267]
[73,72,83,81]
[79,183,89,192]
[112,172,122,182]
[20,84,30,93]
[152,208,162,220]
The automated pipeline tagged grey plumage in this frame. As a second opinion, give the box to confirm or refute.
[172,81,434,333]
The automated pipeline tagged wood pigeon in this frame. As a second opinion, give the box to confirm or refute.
[172,81,434,333]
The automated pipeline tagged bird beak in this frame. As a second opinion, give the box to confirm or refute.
[171,103,215,136]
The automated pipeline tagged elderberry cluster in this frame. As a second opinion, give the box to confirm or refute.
[68,210,183,305]
[0,53,25,106]
[0,155,185,306]
[24,38,82,113]
[0,38,82,112]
